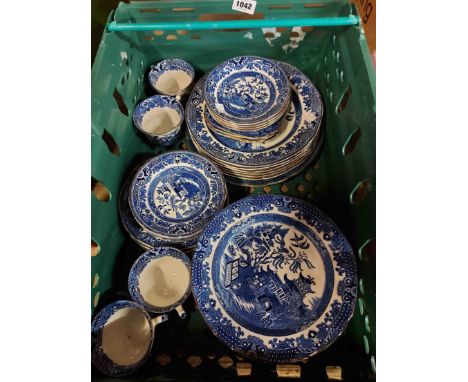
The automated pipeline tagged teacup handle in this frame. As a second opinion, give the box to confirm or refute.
[151,314,169,327]
[175,305,187,319]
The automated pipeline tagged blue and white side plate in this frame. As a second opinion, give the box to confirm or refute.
[128,247,192,314]
[192,195,357,363]
[129,151,227,239]
[91,300,154,377]
[119,169,198,250]
[205,56,290,127]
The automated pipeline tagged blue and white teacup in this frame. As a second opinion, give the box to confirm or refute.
[133,95,184,146]
[148,59,195,100]
[128,248,191,318]
[91,300,168,377]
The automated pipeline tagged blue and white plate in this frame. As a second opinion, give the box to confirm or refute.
[119,170,198,250]
[129,151,227,240]
[128,248,192,315]
[187,64,322,166]
[91,300,155,377]
[192,195,357,363]
[205,56,290,128]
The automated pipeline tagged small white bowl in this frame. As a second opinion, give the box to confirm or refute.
[133,95,184,146]
[148,59,195,98]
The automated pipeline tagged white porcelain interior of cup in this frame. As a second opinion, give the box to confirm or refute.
[141,107,181,135]
[101,307,152,366]
[138,257,190,309]
[155,70,192,94]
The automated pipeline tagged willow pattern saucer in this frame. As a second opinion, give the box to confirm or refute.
[119,171,198,250]
[129,151,227,240]
[192,195,357,363]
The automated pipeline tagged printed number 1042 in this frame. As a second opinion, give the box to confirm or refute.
[236,1,252,11]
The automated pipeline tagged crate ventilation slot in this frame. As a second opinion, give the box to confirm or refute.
[365,315,371,333]
[358,298,365,315]
[336,85,352,114]
[93,273,100,288]
[93,291,100,307]
[156,354,171,366]
[363,335,370,354]
[326,366,343,380]
[276,364,301,378]
[218,356,233,369]
[91,239,100,257]
[172,7,194,12]
[102,129,121,156]
[342,127,361,156]
[236,362,252,377]
[113,88,129,116]
[358,238,376,262]
[139,8,160,13]
[371,356,376,373]
[92,177,111,202]
[304,3,326,8]
[186,355,202,368]
[359,278,365,295]
[350,178,372,205]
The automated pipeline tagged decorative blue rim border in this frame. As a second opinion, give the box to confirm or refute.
[129,151,227,239]
[91,300,154,377]
[192,195,357,363]
[205,56,290,126]
[128,248,192,314]
[148,59,195,94]
[133,95,184,136]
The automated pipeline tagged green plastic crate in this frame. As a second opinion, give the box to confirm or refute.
[91,1,376,380]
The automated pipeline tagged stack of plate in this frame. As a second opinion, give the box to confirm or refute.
[119,151,227,252]
[186,59,324,186]
[204,56,291,139]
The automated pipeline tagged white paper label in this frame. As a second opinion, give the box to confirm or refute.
[232,0,257,15]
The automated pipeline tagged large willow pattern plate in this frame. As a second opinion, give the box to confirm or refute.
[192,195,357,363]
